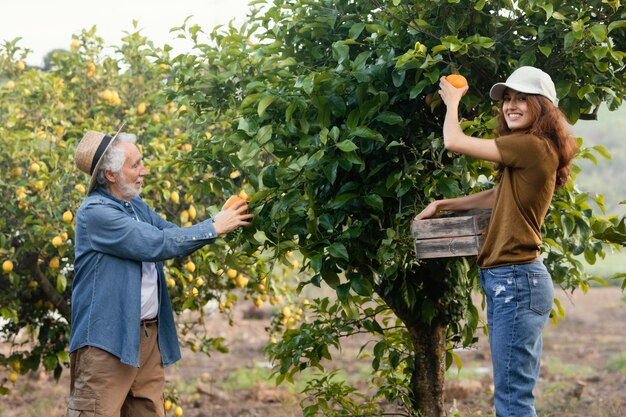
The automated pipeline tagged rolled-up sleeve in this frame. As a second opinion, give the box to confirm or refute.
[82,203,217,262]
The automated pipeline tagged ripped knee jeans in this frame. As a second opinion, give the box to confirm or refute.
[479,258,554,417]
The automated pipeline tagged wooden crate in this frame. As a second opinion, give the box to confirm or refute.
[411,209,492,259]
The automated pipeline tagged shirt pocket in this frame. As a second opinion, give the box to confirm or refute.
[527,272,554,315]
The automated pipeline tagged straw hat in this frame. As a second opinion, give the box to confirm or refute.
[75,122,126,193]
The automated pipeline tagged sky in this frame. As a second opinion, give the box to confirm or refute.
[0,0,252,66]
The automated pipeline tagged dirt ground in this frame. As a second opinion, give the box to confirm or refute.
[2,287,625,417]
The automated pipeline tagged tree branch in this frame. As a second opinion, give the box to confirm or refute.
[34,267,71,322]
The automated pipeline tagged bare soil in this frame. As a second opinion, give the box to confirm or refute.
[2,287,625,417]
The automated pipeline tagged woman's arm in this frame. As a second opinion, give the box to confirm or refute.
[439,77,502,163]
[415,187,497,220]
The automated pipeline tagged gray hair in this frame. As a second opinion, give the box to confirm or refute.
[95,133,137,186]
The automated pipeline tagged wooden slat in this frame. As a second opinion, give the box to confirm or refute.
[414,235,484,259]
[411,209,491,240]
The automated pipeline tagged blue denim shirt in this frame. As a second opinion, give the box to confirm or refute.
[69,187,218,367]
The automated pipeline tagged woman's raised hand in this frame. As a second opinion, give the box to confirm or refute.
[439,76,467,107]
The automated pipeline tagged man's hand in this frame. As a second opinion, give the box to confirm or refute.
[212,199,253,235]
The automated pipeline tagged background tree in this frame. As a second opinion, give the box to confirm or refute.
[161,0,626,415]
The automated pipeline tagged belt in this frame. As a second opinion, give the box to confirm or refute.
[141,318,158,337]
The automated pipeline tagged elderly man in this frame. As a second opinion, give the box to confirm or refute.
[65,126,252,416]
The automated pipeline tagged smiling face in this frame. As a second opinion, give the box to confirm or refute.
[502,89,534,131]
[106,142,147,201]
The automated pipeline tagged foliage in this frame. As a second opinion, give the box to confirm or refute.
[161,0,626,414]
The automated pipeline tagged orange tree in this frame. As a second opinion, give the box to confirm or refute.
[0,26,294,395]
[161,0,626,415]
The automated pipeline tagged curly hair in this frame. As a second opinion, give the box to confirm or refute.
[495,95,578,189]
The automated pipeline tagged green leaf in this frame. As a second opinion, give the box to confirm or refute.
[559,97,581,123]
[350,274,372,296]
[57,351,70,364]
[238,118,255,136]
[539,3,554,20]
[258,95,276,117]
[240,93,262,109]
[350,126,384,141]
[43,354,58,371]
[322,160,338,183]
[56,274,67,293]
[538,45,553,57]
[329,243,349,261]
[553,298,565,319]
[375,111,403,125]
[336,283,351,304]
[432,44,448,54]
[321,270,340,288]
[436,177,461,198]
[608,20,626,33]
[364,194,384,211]
[277,57,297,68]
[589,24,607,42]
[348,23,365,40]
[440,36,463,52]
[592,145,611,160]
[452,351,463,373]
[588,276,608,287]
[332,42,350,65]
[561,214,576,237]
[577,85,594,100]
[256,125,273,145]
[0,307,18,322]
[336,141,359,152]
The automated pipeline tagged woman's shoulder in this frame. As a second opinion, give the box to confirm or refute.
[497,132,541,143]
[497,133,554,153]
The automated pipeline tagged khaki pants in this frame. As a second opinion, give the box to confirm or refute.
[65,321,165,417]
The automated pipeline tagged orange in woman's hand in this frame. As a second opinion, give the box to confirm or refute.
[445,74,468,95]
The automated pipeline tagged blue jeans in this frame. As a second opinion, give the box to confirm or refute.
[479,259,554,417]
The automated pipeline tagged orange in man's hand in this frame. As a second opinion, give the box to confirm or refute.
[224,192,251,212]
[445,74,468,95]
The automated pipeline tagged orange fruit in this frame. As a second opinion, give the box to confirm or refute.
[446,74,468,95]
[224,195,249,211]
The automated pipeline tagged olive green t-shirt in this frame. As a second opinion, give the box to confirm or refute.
[477,133,558,268]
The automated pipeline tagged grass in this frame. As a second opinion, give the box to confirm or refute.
[446,365,491,381]
[543,357,594,378]
[606,352,626,373]
[221,366,273,390]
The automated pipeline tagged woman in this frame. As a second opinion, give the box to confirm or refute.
[415,66,577,416]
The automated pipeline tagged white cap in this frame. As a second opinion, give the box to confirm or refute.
[490,66,557,103]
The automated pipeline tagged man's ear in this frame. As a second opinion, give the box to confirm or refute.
[104,170,117,184]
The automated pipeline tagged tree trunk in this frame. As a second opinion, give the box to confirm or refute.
[407,319,447,417]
